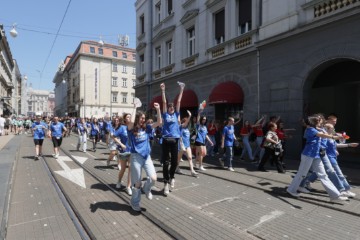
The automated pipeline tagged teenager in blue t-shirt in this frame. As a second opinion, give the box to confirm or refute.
[77,118,88,153]
[287,114,346,202]
[220,117,236,171]
[160,82,184,196]
[89,117,100,151]
[48,116,67,159]
[176,110,198,177]
[127,102,162,212]
[32,114,48,160]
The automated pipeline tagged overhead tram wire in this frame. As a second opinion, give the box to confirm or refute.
[39,0,72,87]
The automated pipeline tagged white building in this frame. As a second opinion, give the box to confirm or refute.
[62,41,136,118]
[135,0,360,157]
[53,60,68,117]
[26,87,55,117]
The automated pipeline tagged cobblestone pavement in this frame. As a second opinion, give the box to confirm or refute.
[2,134,360,240]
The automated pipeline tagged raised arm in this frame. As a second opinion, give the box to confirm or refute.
[160,83,167,113]
[182,110,192,128]
[127,103,138,131]
[176,84,184,113]
[152,103,163,128]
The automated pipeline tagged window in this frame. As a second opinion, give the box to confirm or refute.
[122,78,127,88]
[132,54,136,60]
[214,9,225,44]
[131,93,135,103]
[167,0,173,15]
[112,63,118,72]
[111,92,118,102]
[188,27,195,56]
[132,79,136,87]
[122,65,127,73]
[238,0,252,34]
[90,47,95,53]
[112,51,118,57]
[132,67,136,75]
[166,41,172,65]
[122,52,127,58]
[98,48,103,55]
[140,15,145,34]
[156,47,161,69]
[155,2,161,24]
[122,93,127,103]
[112,77,118,87]
[140,54,145,74]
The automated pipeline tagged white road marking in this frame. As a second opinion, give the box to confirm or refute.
[54,156,86,188]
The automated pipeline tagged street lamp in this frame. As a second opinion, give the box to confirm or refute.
[10,24,18,38]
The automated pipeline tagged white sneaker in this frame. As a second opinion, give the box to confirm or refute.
[145,190,153,200]
[199,166,206,171]
[54,154,59,159]
[164,183,170,196]
[175,167,182,174]
[116,182,122,189]
[180,158,184,162]
[341,191,356,198]
[330,196,348,202]
[286,188,300,198]
[126,187,132,196]
[228,167,235,172]
[298,187,310,193]
[170,178,175,191]
[191,171,199,177]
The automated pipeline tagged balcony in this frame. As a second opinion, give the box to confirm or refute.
[302,0,360,19]
[152,63,175,80]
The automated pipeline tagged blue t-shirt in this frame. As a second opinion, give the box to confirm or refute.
[326,139,338,162]
[223,125,235,147]
[112,125,130,153]
[90,123,100,136]
[50,122,65,138]
[180,126,191,149]
[162,112,180,138]
[319,128,328,149]
[32,121,47,139]
[302,127,321,158]
[127,124,152,159]
[77,123,87,134]
[195,124,208,144]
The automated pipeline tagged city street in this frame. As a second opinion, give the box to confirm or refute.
[1,134,360,240]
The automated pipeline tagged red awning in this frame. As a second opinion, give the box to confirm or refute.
[149,95,166,109]
[208,81,244,104]
[173,89,199,108]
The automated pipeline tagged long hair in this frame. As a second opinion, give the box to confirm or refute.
[132,111,146,136]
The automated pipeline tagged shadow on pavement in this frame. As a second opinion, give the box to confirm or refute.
[90,201,140,215]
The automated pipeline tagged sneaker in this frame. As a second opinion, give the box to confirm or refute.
[298,187,310,193]
[330,196,348,202]
[93,148,96,152]
[180,158,184,162]
[228,167,235,172]
[170,178,175,191]
[191,171,199,177]
[341,191,356,198]
[116,182,122,189]
[126,187,132,196]
[305,182,313,190]
[52,153,56,157]
[199,166,206,171]
[218,158,224,168]
[286,189,300,198]
[34,155,39,161]
[145,190,153,200]
[54,154,59,159]
[39,153,43,157]
[164,183,170,196]
[130,201,141,212]
[175,167,182,174]
[83,150,86,153]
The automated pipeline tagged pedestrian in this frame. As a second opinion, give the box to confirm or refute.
[31,113,48,160]
[160,82,183,196]
[207,119,217,157]
[127,102,162,211]
[239,120,255,161]
[89,117,100,152]
[17,117,24,135]
[48,116,67,159]
[4,115,10,135]
[195,109,214,171]
[252,115,266,160]
[176,110,198,177]
[107,118,118,166]
[257,122,285,173]
[220,117,236,171]
[286,114,347,202]
[0,114,5,136]
[77,118,88,153]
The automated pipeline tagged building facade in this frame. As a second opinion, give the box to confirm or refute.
[53,60,68,117]
[135,0,360,157]
[62,41,136,118]
[26,87,55,117]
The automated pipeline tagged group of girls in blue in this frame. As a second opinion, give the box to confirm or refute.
[287,113,358,202]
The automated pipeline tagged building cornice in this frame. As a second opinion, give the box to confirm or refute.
[152,25,176,42]
[180,9,200,24]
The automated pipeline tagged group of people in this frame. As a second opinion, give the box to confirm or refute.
[0,114,34,136]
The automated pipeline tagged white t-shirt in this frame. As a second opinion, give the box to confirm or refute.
[0,117,5,127]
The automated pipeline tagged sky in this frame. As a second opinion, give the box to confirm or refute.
[1,0,136,91]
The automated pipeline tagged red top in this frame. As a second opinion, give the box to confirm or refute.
[208,124,217,135]
[240,126,252,135]
[253,126,263,137]
[276,129,285,140]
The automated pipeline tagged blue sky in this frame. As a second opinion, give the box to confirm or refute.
[1,0,136,91]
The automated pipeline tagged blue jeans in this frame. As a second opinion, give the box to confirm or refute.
[206,135,216,155]
[288,154,340,199]
[130,153,156,208]
[300,154,344,192]
[253,136,265,160]
[224,146,233,168]
[240,136,254,160]
[329,156,351,191]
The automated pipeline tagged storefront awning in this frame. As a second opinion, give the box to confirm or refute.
[173,89,198,108]
[208,81,244,104]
